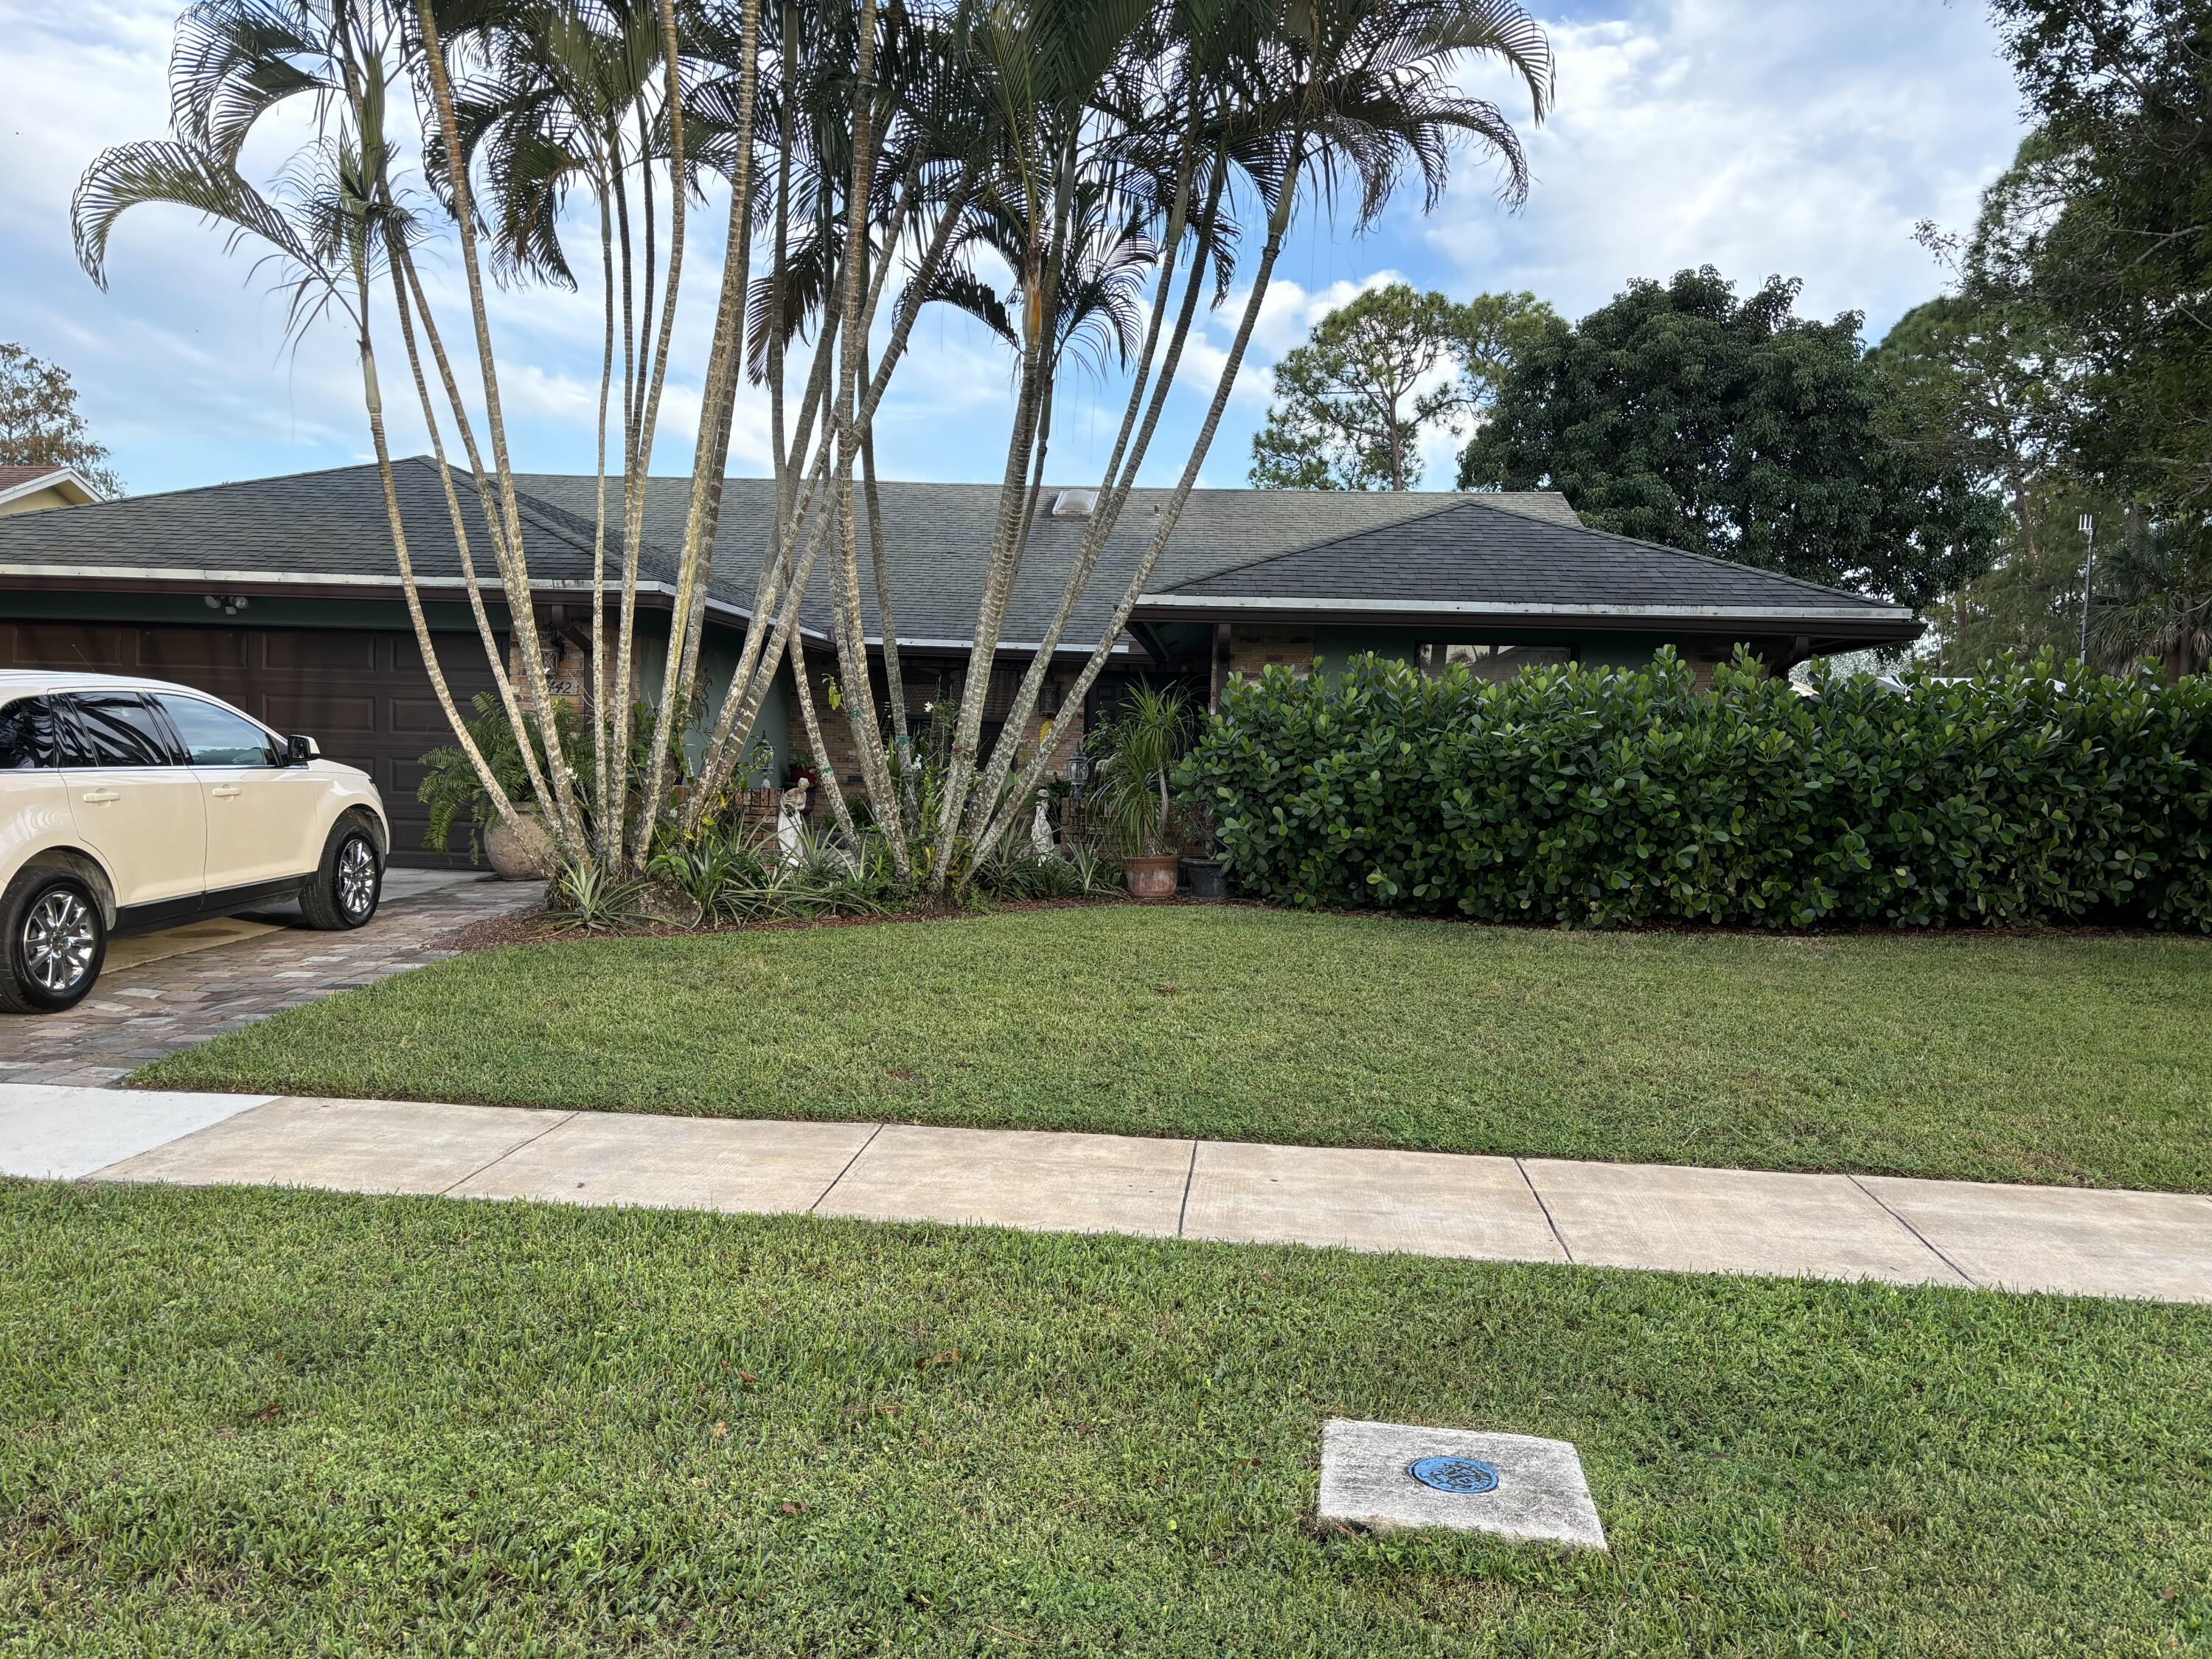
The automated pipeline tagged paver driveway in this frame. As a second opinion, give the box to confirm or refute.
[0,871,542,1086]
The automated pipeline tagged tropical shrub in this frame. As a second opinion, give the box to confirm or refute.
[1181,650,2212,930]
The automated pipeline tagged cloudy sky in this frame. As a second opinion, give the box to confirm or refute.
[0,0,2028,501]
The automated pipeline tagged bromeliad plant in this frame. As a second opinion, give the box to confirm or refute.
[76,0,1553,900]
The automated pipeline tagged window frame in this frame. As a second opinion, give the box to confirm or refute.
[1415,641,1577,683]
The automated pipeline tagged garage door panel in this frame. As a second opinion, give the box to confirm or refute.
[262,631,376,671]
[4,622,136,669]
[261,693,379,736]
[137,628,248,670]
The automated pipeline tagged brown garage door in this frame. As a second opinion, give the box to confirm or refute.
[0,621,501,867]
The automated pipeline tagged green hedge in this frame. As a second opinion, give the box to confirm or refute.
[1179,651,2212,929]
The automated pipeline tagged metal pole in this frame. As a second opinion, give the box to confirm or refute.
[2077,513,2096,664]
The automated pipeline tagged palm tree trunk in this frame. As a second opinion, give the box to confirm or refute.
[412,0,586,853]
[978,145,1306,860]
[383,243,559,835]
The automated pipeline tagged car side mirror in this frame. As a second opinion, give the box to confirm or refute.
[286,734,319,765]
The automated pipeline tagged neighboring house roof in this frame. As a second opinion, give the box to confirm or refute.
[1138,495,1916,639]
[0,465,105,511]
[0,456,1913,653]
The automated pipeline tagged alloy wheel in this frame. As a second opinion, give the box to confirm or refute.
[22,889,96,994]
[336,836,378,919]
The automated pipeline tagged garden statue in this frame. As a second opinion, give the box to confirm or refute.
[777,777,812,868]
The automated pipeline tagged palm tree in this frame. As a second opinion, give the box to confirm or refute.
[966,0,1554,866]
[72,0,543,849]
[2093,521,2212,682]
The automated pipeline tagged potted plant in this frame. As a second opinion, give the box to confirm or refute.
[1094,685,1194,900]
[418,693,552,878]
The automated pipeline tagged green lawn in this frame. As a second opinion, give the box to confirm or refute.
[144,906,2212,1192]
[1,1180,2205,1655]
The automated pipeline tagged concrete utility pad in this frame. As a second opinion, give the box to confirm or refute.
[97,1096,571,1194]
[1523,1158,1965,1287]
[816,1124,1192,1237]
[0,1082,272,1180]
[451,1113,877,1214]
[1859,1176,2212,1303]
[1183,1141,1567,1262]
[1318,1419,1606,1549]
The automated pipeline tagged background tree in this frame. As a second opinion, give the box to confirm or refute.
[1983,0,2212,515]
[0,343,124,498]
[1248,282,1551,489]
[1908,4,2212,681]
[1458,266,1996,605]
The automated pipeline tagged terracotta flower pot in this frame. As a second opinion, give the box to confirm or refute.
[483,812,555,881]
[1123,854,1180,900]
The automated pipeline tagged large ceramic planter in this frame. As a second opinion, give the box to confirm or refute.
[1185,858,1225,902]
[1124,855,1180,900]
[484,811,555,881]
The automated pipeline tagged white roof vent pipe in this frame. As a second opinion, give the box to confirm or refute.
[1050,487,1099,518]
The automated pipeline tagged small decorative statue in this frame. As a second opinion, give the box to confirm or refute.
[1031,793,1054,859]
[777,776,812,867]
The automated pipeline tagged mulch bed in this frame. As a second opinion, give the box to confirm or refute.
[445,893,1152,953]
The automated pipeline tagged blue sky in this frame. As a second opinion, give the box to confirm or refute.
[0,1,2028,501]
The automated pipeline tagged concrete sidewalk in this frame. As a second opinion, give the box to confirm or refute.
[6,1084,2211,1304]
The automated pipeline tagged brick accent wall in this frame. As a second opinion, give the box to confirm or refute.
[1227,625,1315,680]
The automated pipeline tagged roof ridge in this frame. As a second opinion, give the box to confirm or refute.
[1152,493,1532,594]
[1155,495,1467,590]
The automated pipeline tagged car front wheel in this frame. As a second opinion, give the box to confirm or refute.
[0,869,106,1015]
[300,820,383,931]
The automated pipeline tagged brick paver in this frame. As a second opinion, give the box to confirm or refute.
[0,875,542,1085]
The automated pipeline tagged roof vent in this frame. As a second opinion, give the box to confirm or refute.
[1050,488,1098,518]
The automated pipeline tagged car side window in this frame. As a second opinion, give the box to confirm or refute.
[0,697,60,770]
[60,692,181,768]
[151,693,278,768]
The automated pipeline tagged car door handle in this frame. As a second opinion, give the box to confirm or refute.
[210,785,243,799]
[80,789,121,804]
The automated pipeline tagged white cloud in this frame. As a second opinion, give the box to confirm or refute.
[1429,0,2025,335]
[0,0,2028,498]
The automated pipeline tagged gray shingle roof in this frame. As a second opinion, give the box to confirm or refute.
[0,455,1905,647]
[0,456,657,595]
[1145,496,1915,625]
[509,473,1583,652]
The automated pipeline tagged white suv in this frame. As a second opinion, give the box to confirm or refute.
[0,671,390,1014]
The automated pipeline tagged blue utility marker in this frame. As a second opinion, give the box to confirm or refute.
[1408,1455,1500,1495]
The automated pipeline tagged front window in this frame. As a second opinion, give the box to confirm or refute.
[152,693,278,767]
[1417,643,1573,683]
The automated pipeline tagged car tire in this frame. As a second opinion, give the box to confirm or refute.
[299,817,383,932]
[0,867,107,1015]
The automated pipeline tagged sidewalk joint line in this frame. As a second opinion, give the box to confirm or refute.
[1175,1141,1199,1237]
[1515,1158,1574,1265]
[811,1122,886,1215]
[438,1109,579,1197]
[1846,1174,1978,1289]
